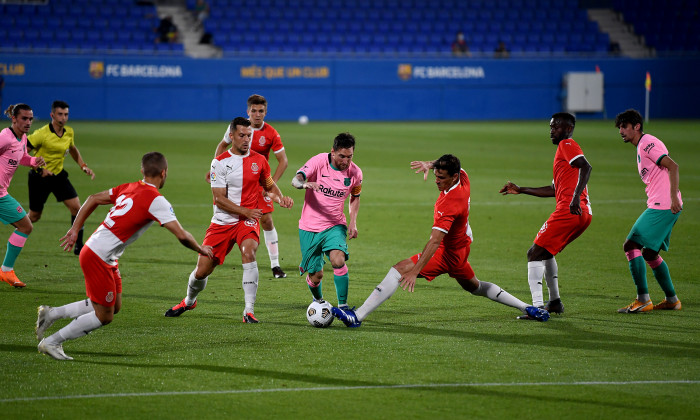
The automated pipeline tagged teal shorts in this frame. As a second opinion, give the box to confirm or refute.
[627,208,681,252]
[0,195,27,225]
[298,225,348,275]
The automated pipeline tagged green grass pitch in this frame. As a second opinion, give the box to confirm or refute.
[1,120,698,419]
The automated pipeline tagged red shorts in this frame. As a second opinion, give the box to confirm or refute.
[258,189,274,214]
[534,208,592,255]
[410,244,475,281]
[80,245,122,307]
[203,221,260,266]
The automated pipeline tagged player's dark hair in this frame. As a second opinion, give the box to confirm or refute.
[333,132,355,150]
[433,154,461,176]
[52,100,69,110]
[229,116,252,132]
[247,94,267,108]
[4,103,32,119]
[142,152,168,177]
[551,112,576,129]
[615,108,643,131]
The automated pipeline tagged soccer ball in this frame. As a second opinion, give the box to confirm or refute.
[298,115,309,125]
[306,300,334,328]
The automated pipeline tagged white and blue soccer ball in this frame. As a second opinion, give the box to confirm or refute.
[306,300,334,328]
[298,115,309,125]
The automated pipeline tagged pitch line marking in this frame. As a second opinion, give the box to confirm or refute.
[1,380,697,403]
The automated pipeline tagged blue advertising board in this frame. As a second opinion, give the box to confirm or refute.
[0,54,697,121]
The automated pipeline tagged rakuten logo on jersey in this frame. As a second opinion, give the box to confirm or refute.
[318,185,346,198]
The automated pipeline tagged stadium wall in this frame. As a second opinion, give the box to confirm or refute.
[1,54,697,121]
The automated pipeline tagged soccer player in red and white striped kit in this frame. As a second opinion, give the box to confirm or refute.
[36,152,213,360]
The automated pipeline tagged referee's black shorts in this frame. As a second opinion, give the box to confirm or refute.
[28,169,79,212]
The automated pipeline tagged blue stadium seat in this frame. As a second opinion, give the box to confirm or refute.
[71,29,86,42]
[102,31,118,43]
[23,29,41,42]
[94,19,109,29]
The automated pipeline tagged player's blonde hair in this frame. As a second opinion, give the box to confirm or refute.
[4,103,32,119]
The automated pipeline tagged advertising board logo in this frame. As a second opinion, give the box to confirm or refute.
[398,64,486,80]
[398,64,413,81]
[0,63,25,76]
[89,61,105,79]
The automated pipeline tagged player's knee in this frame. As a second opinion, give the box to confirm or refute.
[241,251,257,263]
[329,255,345,268]
[622,239,639,252]
[393,258,413,274]
[642,248,659,261]
[96,313,114,325]
[29,213,40,223]
[526,246,537,261]
[458,277,479,293]
[527,244,551,261]
[261,218,274,231]
[20,223,33,235]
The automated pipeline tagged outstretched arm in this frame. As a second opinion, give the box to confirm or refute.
[59,190,111,251]
[400,229,446,292]
[659,155,682,213]
[262,176,294,209]
[569,156,592,215]
[68,145,95,180]
[410,160,434,181]
[499,181,555,197]
[162,220,213,258]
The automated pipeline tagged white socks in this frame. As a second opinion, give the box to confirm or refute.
[527,260,546,307]
[51,298,94,320]
[185,270,208,306]
[263,228,280,268]
[543,257,559,301]
[47,311,103,344]
[355,267,401,322]
[242,261,259,314]
[471,281,527,312]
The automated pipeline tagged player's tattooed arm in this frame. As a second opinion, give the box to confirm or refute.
[292,173,319,191]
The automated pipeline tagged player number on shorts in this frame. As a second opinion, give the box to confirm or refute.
[104,195,134,228]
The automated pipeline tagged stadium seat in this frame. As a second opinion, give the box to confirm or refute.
[3,0,694,58]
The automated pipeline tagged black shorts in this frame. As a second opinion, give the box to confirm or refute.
[28,169,78,212]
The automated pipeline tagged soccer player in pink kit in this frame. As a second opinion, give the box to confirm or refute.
[0,104,45,288]
[500,112,592,317]
[165,117,293,323]
[615,109,683,313]
[333,155,548,327]
[35,152,213,360]
[292,133,362,310]
[213,95,289,279]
